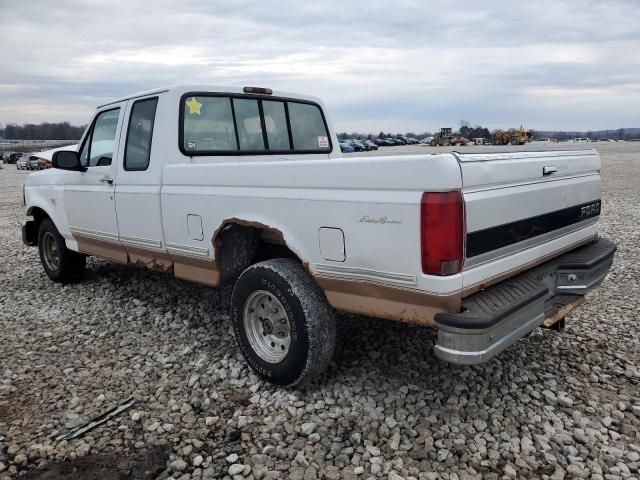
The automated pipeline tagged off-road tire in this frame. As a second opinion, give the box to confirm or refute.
[38,218,86,283]
[231,258,336,386]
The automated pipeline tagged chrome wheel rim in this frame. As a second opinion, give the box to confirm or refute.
[42,231,60,272]
[243,290,291,363]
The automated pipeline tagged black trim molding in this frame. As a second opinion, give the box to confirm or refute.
[466,199,601,258]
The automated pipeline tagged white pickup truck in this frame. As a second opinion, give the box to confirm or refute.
[22,85,616,386]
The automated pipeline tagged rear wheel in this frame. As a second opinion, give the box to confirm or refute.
[231,258,336,386]
[38,218,86,283]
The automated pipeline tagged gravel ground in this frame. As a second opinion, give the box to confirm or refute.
[0,143,639,480]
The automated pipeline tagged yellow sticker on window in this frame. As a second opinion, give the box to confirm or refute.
[186,97,202,115]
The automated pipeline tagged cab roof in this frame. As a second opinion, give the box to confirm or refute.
[97,85,321,109]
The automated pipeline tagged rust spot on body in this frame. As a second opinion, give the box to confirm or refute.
[317,277,461,326]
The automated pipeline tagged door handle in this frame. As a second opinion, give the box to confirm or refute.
[542,166,557,176]
[99,175,113,184]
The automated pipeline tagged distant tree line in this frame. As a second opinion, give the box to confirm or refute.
[338,131,434,140]
[337,124,640,142]
[0,122,86,140]
[458,120,491,140]
[532,128,640,141]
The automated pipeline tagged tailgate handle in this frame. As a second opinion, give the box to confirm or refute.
[543,166,558,176]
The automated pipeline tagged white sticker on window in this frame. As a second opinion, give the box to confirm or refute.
[318,136,329,148]
[187,140,196,149]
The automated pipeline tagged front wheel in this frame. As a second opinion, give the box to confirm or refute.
[231,259,336,386]
[38,218,86,283]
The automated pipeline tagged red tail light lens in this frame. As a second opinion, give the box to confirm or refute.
[421,191,464,276]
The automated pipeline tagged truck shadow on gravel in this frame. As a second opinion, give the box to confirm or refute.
[22,447,169,480]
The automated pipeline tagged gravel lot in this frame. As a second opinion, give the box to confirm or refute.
[1,143,639,480]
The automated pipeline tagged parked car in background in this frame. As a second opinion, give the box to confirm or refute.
[32,143,79,170]
[363,140,378,150]
[352,140,371,151]
[28,155,41,170]
[339,141,354,153]
[571,138,591,143]
[347,140,364,152]
[373,138,392,146]
[420,137,434,144]
[38,157,53,169]
[9,152,23,164]
[16,156,29,170]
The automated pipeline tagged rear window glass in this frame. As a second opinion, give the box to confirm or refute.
[262,101,290,150]
[181,94,331,155]
[183,96,237,152]
[233,98,265,151]
[288,102,330,151]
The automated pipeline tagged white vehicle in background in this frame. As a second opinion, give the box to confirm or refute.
[16,156,30,170]
[571,137,591,143]
[21,85,616,386]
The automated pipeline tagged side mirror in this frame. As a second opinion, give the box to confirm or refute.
[52,151,85,171]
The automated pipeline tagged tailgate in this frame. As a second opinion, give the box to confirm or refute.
[456,149,602,292]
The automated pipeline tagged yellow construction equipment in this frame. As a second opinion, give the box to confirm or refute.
[430,128,469,146]
[492,126,531,145]
[431,127,455,146]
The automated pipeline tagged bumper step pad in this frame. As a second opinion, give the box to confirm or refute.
[434,237,616,365]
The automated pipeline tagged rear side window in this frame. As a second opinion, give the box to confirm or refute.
[183,96,237,152]
[180,94,331,155]
[124,97,158,171]
[288,102,330,151]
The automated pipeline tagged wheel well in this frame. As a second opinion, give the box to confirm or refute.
[29,207,50,232]
[214,222,302,285]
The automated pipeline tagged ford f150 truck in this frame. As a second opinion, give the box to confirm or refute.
[22,85,616,386]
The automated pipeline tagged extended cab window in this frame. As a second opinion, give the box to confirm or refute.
[183,96,237,152]
[80,108,120,167]
[181,94,331,155]
[124,97,158,171]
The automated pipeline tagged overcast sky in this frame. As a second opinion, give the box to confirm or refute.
[1,0,639,132]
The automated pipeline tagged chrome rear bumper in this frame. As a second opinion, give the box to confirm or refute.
[434,237,616,365]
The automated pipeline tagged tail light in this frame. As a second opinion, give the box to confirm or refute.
[421,191,464,276]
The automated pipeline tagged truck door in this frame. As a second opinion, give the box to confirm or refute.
[113,94,170,268]
[65,104,127,262]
